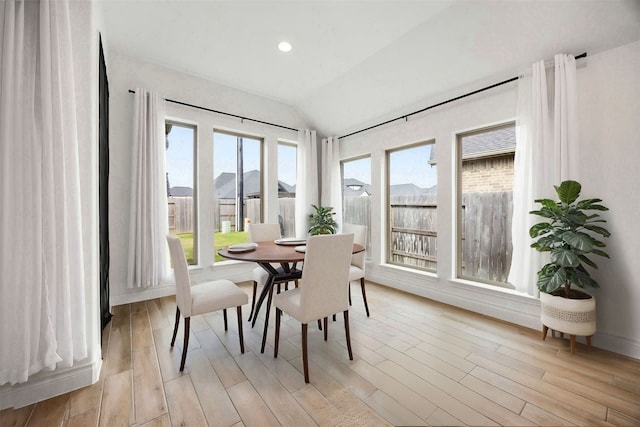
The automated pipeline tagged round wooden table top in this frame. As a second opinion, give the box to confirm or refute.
[217,240,364,263]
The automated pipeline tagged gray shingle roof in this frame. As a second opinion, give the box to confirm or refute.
[429,126,515,164]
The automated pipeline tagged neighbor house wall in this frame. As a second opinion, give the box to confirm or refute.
[107,52,310,305]
[339,40,640,358]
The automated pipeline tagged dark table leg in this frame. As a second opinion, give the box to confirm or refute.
[251,261,301,353]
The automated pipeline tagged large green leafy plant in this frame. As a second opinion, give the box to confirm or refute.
[308,204,338,235]
[529,180,610,297]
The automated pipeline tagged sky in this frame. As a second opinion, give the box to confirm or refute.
[166,126,437,190]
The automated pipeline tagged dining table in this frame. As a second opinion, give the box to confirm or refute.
[218,238,364,353]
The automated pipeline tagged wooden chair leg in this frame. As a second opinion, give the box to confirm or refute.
[586,335,592,350]
[171,307,180,347]
[302,323,309,383]
[180,317,190,371]
[236,306,244,354]
[542,324,549,340]
[223,308,228,331]
[570,335,576,354]
[323,317,328,341]
[248,281,257,321]
[360,278,370,317]
[274,308,281,358]
[348,284,352,306]
[317,319,322,330]
[343,310,353,360]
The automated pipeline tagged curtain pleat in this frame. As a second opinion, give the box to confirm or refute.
[127,89,169,288]
[294,129,318,238]
[0,0,87,385]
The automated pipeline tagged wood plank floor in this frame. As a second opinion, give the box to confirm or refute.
[2,282,639,426]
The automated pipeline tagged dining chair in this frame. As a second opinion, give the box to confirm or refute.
[273,233,355,383]
[166,235,248,371]
[247,223,301,321]
[247,223,282,320]
[343,223,370,317]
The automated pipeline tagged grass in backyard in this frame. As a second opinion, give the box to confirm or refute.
[176,231,249,264]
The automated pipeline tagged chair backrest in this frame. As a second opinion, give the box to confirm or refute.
[342,223,367,270]
[248,223,281,243]
[299,233,354,321]
[166,235,193,317]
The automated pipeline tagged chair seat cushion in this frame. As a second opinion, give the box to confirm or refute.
[190,280,248,316]
[274,287,305,322]
[348,265,364,281]
[253,267,269,284]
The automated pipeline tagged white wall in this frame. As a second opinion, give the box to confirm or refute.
[577,40,640,355]
[339,41,640,359]
[106,41,639,358]
[107,52,310,305]
[1,1,102,409]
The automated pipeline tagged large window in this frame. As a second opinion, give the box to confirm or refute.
[342,156,371,252]
[387,142,437,271]
[277,142,296,237]
[457,123,515,287]
[165,121,196,264]
[213,131,262,261]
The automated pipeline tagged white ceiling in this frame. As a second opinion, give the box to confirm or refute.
[99,0,640,136]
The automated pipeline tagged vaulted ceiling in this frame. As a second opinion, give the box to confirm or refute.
[99,0,640,136]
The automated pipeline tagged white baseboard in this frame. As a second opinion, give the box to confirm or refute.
[367,266,639,360]
[0,356,102,410]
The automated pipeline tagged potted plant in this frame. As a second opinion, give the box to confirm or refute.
[308,204,338,235]
[529,180,610,352]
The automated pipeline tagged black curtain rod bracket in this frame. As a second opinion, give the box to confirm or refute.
[340,52,587,139]
[127,89,298,132]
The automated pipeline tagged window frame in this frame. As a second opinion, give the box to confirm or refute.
[455,121,515,288]
[165,119,198,265]
[385,140,437,272]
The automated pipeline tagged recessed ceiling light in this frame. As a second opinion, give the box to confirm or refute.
[277,41,292,53]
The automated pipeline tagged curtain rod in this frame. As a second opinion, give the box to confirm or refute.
[127,89,299,132]
[339,52,587,140]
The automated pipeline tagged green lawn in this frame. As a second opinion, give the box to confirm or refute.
[176,231,249,264]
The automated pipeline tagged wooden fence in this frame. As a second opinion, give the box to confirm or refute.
[169,192,512,282]
[168,197,296,236]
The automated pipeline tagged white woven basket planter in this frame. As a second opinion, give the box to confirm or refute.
[540,291,596,337]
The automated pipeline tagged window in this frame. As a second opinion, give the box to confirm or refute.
[165,121,196,264]
[213,131,262,262]
[342,156,371,251]
[277,142,296,237]
[387,142,437,271]
[457,123,515,287]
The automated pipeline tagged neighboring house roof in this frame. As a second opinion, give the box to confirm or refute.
[168,186,193,197]
[428,125,515,165]
[389,183,437,196]
[343,178,371,197]
[213,169,295,199]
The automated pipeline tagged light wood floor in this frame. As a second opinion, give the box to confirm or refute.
[2,282,639,427]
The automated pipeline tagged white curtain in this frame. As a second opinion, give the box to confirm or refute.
[554,54,580,181]
[321,136,343,230]
[127,89,170,288]
[0,0,87,384]
[509,54,579,296]
[294,129,318,238]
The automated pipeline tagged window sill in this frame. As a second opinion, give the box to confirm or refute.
[448,277,538,300]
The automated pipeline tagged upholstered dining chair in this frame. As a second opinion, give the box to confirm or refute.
[343,223,370,317]
[273,233,355,383]
[247,223,282,320]
[166,235,247,371]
